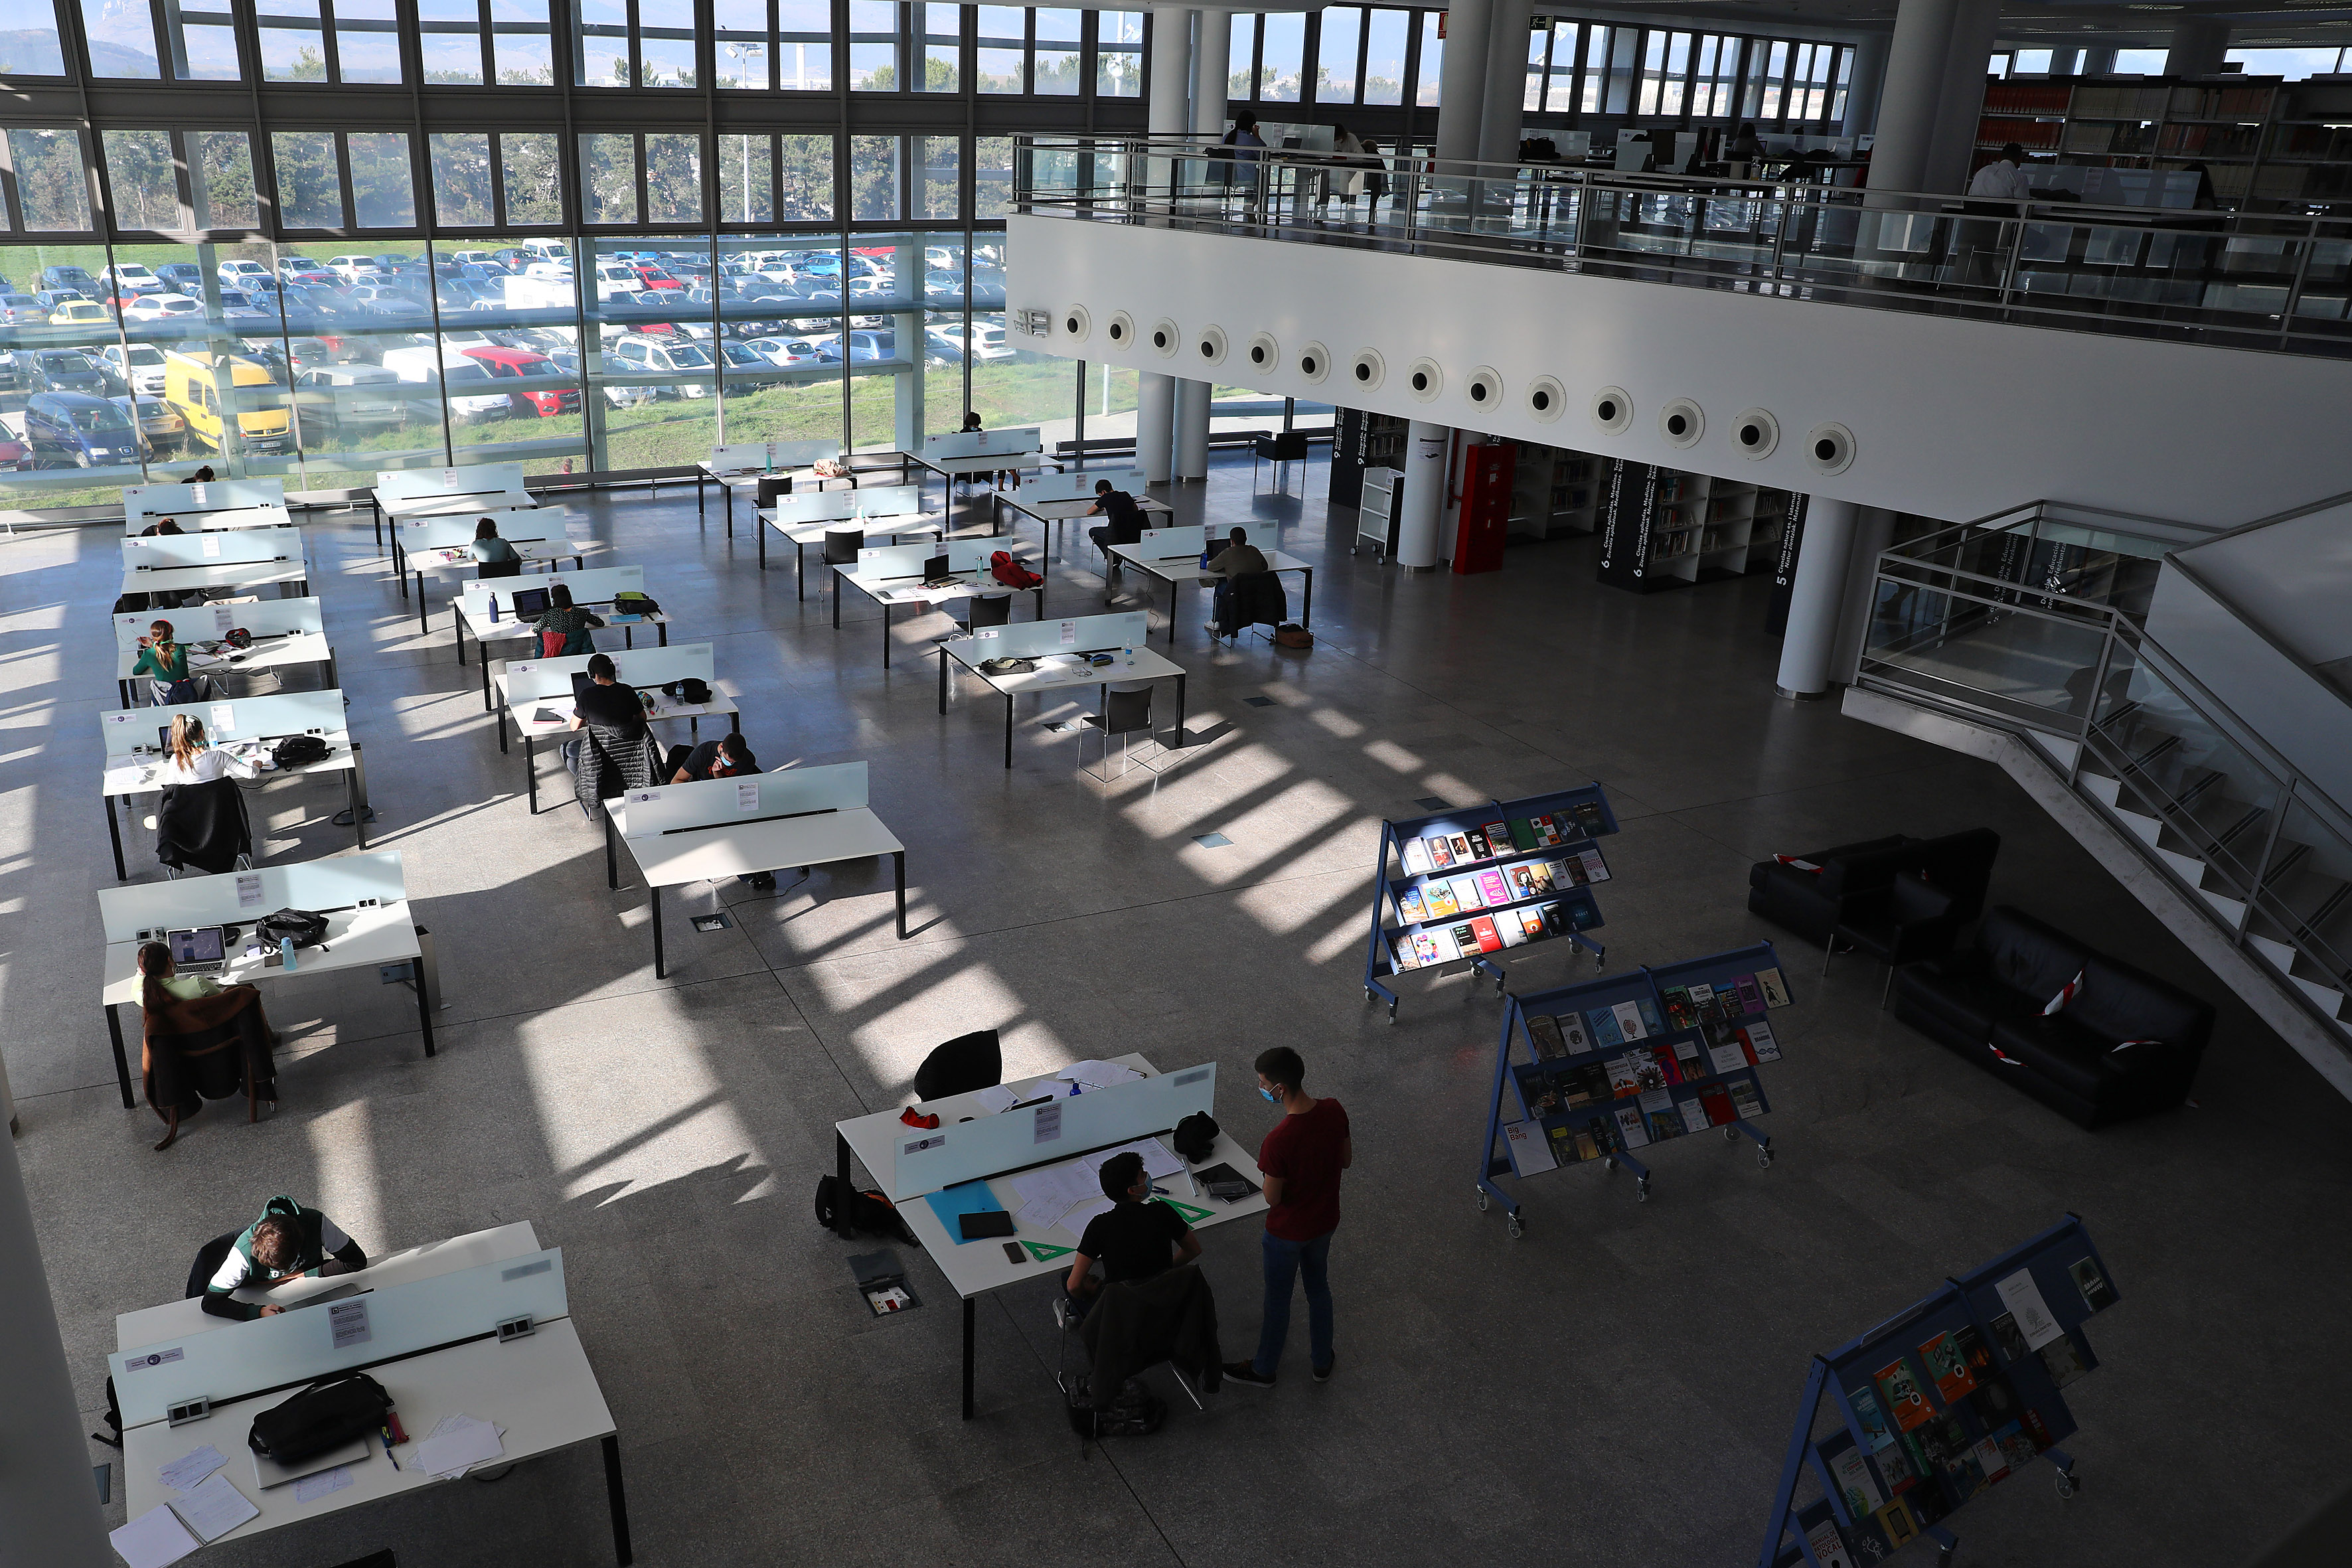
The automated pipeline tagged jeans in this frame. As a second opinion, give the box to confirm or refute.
[1253,1228,1334,1377]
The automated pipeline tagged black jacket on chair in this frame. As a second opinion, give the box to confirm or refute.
[1892,905,2213,1129]
[157,777,252,875]
[1080,1262,1223,1397]
[1216,571,1287,637]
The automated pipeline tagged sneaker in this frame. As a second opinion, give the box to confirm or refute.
[1221,1360,1275,1388]
[1312,1354,1336,1383]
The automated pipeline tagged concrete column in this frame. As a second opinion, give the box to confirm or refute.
[2080,44,2118,75]
[0,1132,112,1566]
[1923,0,2003,193]
[2048,48,2082,76]
[1775,497,1860,698]
[1842,31,1892,137]
[1174,378,1210,480]
[892,309,923,453]
[2165,21,2227,76]
[1433,0,1493,167]
[1478,0,1534,167]
[1866,0,1964,195]
[1137,5,1191,485]
[1137,374,1175,483]
[1831,506,1898,685]
[1190,9,1231,137]
[1395,422,1450,570]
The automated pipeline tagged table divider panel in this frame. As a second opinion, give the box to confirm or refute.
[888,1061,1217,1200]
[95,850,410,941]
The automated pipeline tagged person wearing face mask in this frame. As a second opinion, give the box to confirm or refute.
[1222,1046,1350,1389]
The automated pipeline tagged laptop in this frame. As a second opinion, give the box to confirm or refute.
[509,585,550,617]
[167,925,228,974]
[919,551,957,588]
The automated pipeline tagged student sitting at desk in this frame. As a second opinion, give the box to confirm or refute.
[666,728,757,784]
[155,714,263,785]
[138,518,185,536]
[138,941,278,1150]
[1085,480,1146,576]
[534,582,603,657]
[566,654,664,812]
[191,465,216,483]
[133,619,204,706]
[471,516,523,579]
[963,410,1021,491]
[1061,1152,1202,1324]
[1202,526,1270,636]
[201,1195,369,1319]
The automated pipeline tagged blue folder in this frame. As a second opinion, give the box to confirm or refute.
[922,1179,1006,1241]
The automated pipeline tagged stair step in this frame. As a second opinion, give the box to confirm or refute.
[2199,887,2248,927]
[2157,844,2207,884]
[2119,809,2164,848]
[2081,771,2122,806]
[2291,976,2351,1022]
[2250,932,2300,970]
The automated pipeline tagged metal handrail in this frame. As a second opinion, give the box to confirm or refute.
[1016,135,2352,359]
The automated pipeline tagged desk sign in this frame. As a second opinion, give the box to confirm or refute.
[443,467,459,485]
[327,1298,371,1351]
[736,781,759,813]
[190,484,208,505]
[629,789,661,806]
[208,704,236,734]
[236,873,264,910]
[1058,621,1077,646]
[200,536,222,558]
[1034,1101,1063,1145]
[213,605,236,634]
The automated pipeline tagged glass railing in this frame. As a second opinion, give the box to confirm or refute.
[1013,135,2352,360]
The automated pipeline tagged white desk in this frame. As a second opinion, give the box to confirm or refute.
[492,645,735,815]
[97,688,372,881]
[124,479,287,534]
[833,1051,1267,1419]
[753,483,942,592]
[694,439,847,535]
[124,503,291,535]
[398,538,602,637]
[94,850,431,1107]
[831,538,1047,670]
[112,598,334,708]
[121,528,311,602]
[1109,526,1315,646]
[370,462,541,549]
[935,611,1187,769]
[604,762,906,976]
[911,428,1054,505]
[113,1223,629,1565]
[453,565,667,710]
[992,471,1172,550]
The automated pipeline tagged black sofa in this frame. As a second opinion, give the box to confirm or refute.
[1892,905,2214,1129]
[1746,829,2001,950]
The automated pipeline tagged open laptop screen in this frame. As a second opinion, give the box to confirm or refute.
[510,586,551,617]
[169,926,226,965]
[923,552,951,580]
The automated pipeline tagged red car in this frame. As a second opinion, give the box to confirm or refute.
[461,346,582,417]
[0,433,30,469]
[623,264,684,291]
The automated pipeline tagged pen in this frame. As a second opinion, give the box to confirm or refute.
[1150,1185,1169,1196]
[379,1425,400,1470]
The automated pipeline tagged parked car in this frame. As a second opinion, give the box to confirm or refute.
[96,343,171,394]
[717,340,786,380]
[817,329,896,365]
[605,334,714,395]
[323,254,385,283]
[378,344,510,421]
[114,392,186,451]
[213,289,273,321]
[925,321,1014,363]
[739,335,831,368]
[0,431,30,469]
[24,391,147,467]
[49,299,114,327]
[218,260,274,287]
[99,263,166,296]
[28,349,110,395]
[447,250,508,273]
[292,363,406,439]
[33,288,88,311]
[163,349,292,455]
[122,293,205,323]
[39,264,98,293]
[155,264,206,291]
[0,293,49,325]
[276,256,335,285]
[461,346,581,416]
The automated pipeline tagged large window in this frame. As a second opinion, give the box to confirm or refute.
[1362,9,1405,106]
[1316,7,1360,104]
[1098,10,1141,96]
[1257,12,1302,102]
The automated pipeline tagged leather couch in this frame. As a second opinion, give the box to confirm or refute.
[1745,828,2000,950]
[1891,905,2213,1129]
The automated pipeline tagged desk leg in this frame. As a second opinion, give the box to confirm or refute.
[1302,566,1314,627]
[1168,580,1178,645]
[455,621,467,666]
[881,603,890,670]
[396,551,408,599]
[757,517,767,571]
[1034,584,1045,620]
[327,652,338,690]
[895,850,907,939]
[415,577,429,639]
[962,1296,976,1421]
[370,498,380,549]
[832,580,842,631]
[1004,694,1015,769]
[651,886,665,979]
[106,794,126,882]
[118,676,130,708]
[601,1434,634,1567]
[696,474,704,521]
[106,1004,133,1109]
[834,1133,858,1238]
[1172,672,1188,749]
[525,735,538,814]
[726,489,734,540]
[605,809,619,890]
[937,648,948,716]
[414,945,436,1058]
[623,625,634,651]
[657,623,668,648]
[497,698,510,751]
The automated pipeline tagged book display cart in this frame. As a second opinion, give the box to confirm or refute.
[1474,941,1794,1229]
[1759,1215,2116,1568]
[1362,785,1619,1022]
[1597,459,1797,594]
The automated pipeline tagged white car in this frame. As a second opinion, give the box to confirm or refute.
[447,250,508,273]
[100,263,165,295]
[740,335,830,368]
[98,342,169,394]
[928,321,1015,362]
[524,260,574,281]
[923,246,959,272]
[217,260,273,286]
[605,334,714,396]
[121,293,204,323]
[323,254,384,283]
[377,345,510,421]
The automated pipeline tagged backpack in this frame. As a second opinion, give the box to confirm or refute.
[272,735,332,768]
[224,627,252,649]
[1275,623,1314,649]
[1064,1373,1166,1439]
[612,590,659,617]
[663,676,712,706]
[256,907,331,949]
[990,550,1043,589]
[1173,1111,1219,1164]
[814,1176,917,1246]
[248,1372,391,1466]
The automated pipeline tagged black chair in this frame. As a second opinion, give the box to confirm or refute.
[820,527,863,597]
[476,558,524,581]
[1082,686,1162,779]
[1829,875,1962,1002]
[755,475,793,510]
[156,777,252,878]
[913,1029,1002,1101]
[185,1229,244,1298]
[1212,572,1288,642]
[956,593,1012,634]
[1252,431,1309,489]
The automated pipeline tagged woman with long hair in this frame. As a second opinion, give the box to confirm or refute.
[137,940,277,1150]
[532,580,603,657]
[155,714,260,785]
[471,515,523,578]
[131,619,198,706]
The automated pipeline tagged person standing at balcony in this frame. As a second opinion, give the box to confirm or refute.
[1225,112,1269,222]
[1960,143,2033,287]
[1322,124,1372,224]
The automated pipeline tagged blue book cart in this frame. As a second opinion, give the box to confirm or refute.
[1474,941,1794,1229]
[1758,1215,2116,1567]
[1360,783,1618,1022]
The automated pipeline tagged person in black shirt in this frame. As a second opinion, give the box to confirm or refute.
[1085,480,1146,579]
[668,729,757,784]
[1062,1151,1198,1323]
[568,653,647,738]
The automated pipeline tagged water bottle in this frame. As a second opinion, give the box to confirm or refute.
[279,937,297,972]
[1123,644,1134,669]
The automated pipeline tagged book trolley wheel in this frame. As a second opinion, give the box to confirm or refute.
[1603,1156,1618,1172]
[1635,1176,1651,1203]
[1474,1187,1489,1212]
[1758,1143,1774,1169]
[1723,1126,1739,1142]
[1505,1214,1524,1240]
[2055,1469,2078,1500]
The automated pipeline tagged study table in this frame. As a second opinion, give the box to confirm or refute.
[909,427,1058,506]
[1109,525,1315,646]
[936,610,1187,769]
[832,538,1047,670]
[97,688,372,881]
[603,761,907,977]
[492,644,736,814]
[110,1220,629,1564]
[694,438,846,534]
[753,483,941,589]
[991,467,1172,550]
[93,850,433,1109]
[121,527,311,603]
[834,1052,1267,1419]
[123,478,287,534]
[453,565,668,710]
[369,461,542,550]
[390,505,599,631]
[112,597,335,709]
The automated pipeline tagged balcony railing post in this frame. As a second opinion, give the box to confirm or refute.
[1996,202,2024,313]
[2279,219,2317,352]
[2073,621,2118,785]
[1767,185,1790,290]
[2242,775,2294,946]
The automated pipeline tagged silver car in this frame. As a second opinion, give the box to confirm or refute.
[112,393,186,451]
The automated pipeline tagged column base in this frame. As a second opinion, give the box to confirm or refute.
[1774,684,1833,702]
[1399,562,1445,574]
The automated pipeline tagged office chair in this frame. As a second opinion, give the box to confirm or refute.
[1080,686,1166,781]
[185,1229,244,1299]
[819,527,863,597]
[955,593,1012,634]
[755,475,793,511]
[913,1029,1001,1101]
[1251,431,1310,491]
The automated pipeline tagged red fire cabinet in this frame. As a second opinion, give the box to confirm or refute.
[1451,439,1516,575]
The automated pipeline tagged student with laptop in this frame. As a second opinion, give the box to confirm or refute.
[532,582,603,657]
[201,1195,370,1320]
[153,714,263,785]
[137,939,278,1150]
[567,653,647,739]
[471,516,523,579]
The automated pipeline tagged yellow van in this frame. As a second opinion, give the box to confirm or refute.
[163,349,292,455]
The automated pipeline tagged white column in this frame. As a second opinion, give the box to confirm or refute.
[0,1132,112,1566]
[1478,0,1534,167]
[1830,506,1898,684]
[1173,10,1229,482]
[1923,0,2002,193]
[1866,0,1963,195]
[1395,422,1450,571]
[1138,5,1192,486]
[1175,378,1210,479]
[1138,376,1176,484]
[1842,31,1892,137]
[2080,44,2118,75]
[1434,0,1493,166]
[1774,497,1859,699]
[2164,22,2226,76]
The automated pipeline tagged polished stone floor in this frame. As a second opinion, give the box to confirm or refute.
[3,449,2345,1568]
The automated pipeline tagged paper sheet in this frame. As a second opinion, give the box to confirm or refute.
[1058,1059,1143,1089]
[1994,1269,2067,1351]
[970,1085,1020,1114]
[110,1505,200,1568]
[1016,1194,1072,1229]
[1103,1137,1185,1180]
[172,1472,260,1542]
[1059,1196,1116,1235]
[293,1466,353,1503]
[411,1414,507,1480]
[158,1444,228,1494]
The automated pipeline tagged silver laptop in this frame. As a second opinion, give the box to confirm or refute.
[167,926,228,975]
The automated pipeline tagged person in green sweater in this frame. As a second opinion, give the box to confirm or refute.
[131,619,200,705]
[532,582,603,656]
[200,1196,370,1320]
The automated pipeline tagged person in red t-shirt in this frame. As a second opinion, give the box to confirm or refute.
[1223,1046,1350,1387]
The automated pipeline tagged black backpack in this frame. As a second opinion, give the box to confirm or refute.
[1173,1111,1219,1164]
[248,1372,391,1466]
[815,1176,917,1246]
[663,676,712,706]
[257,908,330,949]
[273,734,333,767]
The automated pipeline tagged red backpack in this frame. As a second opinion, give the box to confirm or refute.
[990,550,1043,589]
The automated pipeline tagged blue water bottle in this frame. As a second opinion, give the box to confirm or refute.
[279,937,297,972]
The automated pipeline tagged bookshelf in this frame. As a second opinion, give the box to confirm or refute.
[1355,465,1399,558]
[1597,459,1797,594]
[1474,941,1792,1226]
[1759,1214,2117,1567]
[1328,406,1409,510]
[1362,784,1619,1022]
[1506,442,1603,539]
